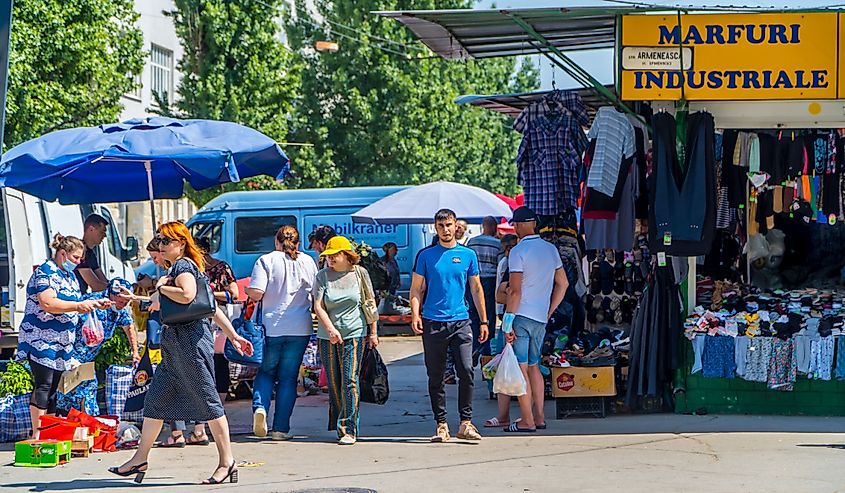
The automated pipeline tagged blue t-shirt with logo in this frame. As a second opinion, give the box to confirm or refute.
[413,244,479,322]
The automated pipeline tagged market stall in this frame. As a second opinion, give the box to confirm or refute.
[380,4,845,416]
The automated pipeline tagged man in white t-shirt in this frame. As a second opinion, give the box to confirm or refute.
[502,207,567,433]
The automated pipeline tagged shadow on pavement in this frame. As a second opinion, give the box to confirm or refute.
[796,443,845,450]
[3,478,195,491]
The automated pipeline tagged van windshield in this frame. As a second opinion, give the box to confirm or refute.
[235,216,296,253]
[189,221,222,254]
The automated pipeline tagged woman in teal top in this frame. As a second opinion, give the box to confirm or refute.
[313,236,378,445]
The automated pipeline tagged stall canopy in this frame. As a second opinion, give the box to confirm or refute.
[376,4,837,61]
[455,86,615,119]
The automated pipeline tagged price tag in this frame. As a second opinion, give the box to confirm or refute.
[657,251,667,267]
[663,232,672,246]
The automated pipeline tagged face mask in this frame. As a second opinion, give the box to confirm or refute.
[61,259,77,272]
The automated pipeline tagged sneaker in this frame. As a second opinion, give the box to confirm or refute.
[271,431,293,441]
[456,421,482,441]
[338,435,356,445]
[253,408,268,438]
[430,423,450,443]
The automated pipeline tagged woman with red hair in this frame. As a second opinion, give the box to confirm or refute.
[109,222,252,485]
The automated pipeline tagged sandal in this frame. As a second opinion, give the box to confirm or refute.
[503,422,536,433]
[155,434,186,448]
[483,417,507,428]
[186,432,210,446]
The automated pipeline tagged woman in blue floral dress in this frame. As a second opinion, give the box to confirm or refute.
[16,234,110,437]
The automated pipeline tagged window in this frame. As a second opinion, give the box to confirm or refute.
[235,216,296,253]
[150,44,173,106]
[98,208,124,259]
[189,221,223,254]
[126,72,142,100]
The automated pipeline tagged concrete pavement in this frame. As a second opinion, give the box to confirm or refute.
[2,336,845,492]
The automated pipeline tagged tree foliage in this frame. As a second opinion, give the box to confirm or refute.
[4,0,144,149]
[167,0,300,206]
[283,0,539,194]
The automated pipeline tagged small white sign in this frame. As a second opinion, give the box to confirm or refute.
[622,46,693,70]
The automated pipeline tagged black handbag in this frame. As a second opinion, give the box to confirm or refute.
[159,269,216,324]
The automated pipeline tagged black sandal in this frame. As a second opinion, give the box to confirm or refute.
[202,461,238,485]
[108,462,148,484]
[186,432,210,446]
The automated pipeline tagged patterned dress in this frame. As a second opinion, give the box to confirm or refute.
[142,258,224,421]
[16,260,81,371]
[57,292,134,416]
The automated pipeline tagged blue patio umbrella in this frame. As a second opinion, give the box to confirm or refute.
[0,117,290,223]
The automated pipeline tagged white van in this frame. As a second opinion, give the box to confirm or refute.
[0,189,139,350]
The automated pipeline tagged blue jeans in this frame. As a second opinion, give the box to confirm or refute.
[512,315,546,366]
[252,335,310,433]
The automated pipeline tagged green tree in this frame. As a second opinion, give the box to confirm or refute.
[4,0,144,149]
[166,0,301,206]
[284,0,540,194]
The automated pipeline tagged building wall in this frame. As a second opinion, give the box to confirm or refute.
[110,0,196,257]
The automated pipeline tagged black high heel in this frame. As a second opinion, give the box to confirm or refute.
[202,461,238,485]
[108,462,148,484]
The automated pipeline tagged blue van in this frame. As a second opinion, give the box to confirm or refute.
[185,186,432,294]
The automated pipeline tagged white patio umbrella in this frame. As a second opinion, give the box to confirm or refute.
[351,181,513,224]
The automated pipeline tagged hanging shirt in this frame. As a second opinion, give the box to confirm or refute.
[514,89,589,135]
[516,112,587,214]
[586,107,636,196]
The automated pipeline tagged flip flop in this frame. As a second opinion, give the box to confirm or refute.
[155,436,186,448]
[503,422,536,433]
[536,423,547,430]
[484,417,507,428]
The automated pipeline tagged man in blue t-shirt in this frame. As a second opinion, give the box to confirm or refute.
[411,208,488,443]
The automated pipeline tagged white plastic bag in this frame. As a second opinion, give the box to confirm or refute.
[493,343,526,396]
[481,351,503,381]
[81,315,105,347]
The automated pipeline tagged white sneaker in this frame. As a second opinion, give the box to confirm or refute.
[253,408,268,438]
[271,431,293,441]
[338,435,356,445]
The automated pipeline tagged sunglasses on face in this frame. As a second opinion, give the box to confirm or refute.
[155,235,174,246]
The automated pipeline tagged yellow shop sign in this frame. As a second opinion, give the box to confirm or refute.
[620,13,839,101]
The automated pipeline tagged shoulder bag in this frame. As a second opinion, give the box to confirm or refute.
[224,300,265,367]
[159,260,216,324]
[355,266,379,325]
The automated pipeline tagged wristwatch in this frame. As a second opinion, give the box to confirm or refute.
[480,321,489,326]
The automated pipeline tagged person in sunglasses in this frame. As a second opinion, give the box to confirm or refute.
[109,222,253,485]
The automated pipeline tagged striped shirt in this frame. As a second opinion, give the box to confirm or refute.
[586,107,636,197]
[466,234,501,278]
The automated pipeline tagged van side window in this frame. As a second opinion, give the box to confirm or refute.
[235,216,296,253]
[189,221,222,254]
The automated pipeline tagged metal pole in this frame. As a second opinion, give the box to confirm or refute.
[144,160,156,229]
[0,1,14,153]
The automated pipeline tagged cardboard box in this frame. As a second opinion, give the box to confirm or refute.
[15,440,72,467]
[58,362,95,394]
[551,366,616,398]
[71,436,94,458]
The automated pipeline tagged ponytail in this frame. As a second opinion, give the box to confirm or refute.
[275,225,300,260]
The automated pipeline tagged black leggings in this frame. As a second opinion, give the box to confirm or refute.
[29,359,64,413]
